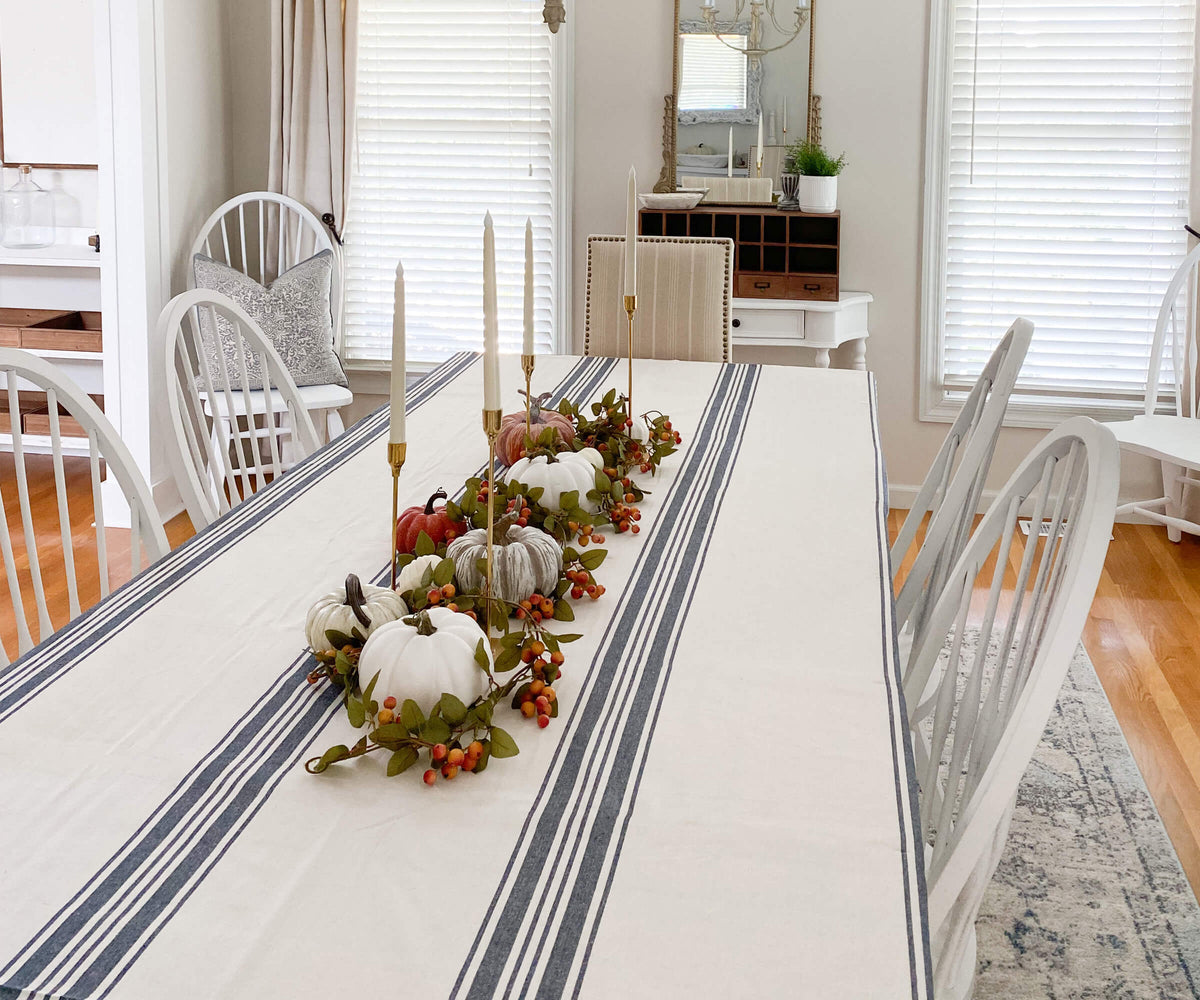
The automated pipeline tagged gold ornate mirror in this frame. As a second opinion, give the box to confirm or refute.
[656,0,817,194]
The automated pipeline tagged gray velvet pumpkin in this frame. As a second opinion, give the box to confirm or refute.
[446,517,563,603]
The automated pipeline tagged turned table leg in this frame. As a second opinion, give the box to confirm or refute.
[814,348,831,369]
[850,338,868,371]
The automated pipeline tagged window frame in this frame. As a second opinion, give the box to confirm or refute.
[918,0,1197,430]
[342,6,574,382]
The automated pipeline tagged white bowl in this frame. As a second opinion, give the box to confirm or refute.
[638,190,708,210]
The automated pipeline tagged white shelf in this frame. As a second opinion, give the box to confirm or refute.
[24,348,103,361]
[0,244,102,268]
[0,432,91,457]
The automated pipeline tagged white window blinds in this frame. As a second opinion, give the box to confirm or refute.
[344,1,559,366]
[678,33,749,111]
[932,0,1195,401]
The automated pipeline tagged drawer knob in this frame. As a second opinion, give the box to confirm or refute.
[804,283,821,292]
[732,318,741,328]
[754,281,771,290]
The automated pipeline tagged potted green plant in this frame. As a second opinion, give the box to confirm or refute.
[784,140,847,214]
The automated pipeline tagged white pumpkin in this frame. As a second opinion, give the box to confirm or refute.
[394,554,442,598]
[505,450,601,512]
[446,516,563,604]
[357,607,492,711]
[305,574,408,654]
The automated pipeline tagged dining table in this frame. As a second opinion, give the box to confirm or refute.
[0,353,932,999]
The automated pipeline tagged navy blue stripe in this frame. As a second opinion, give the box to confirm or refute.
[453,364,758,999]
[0,352,478,724]
[0,355,611,999]
[868,374,934,997]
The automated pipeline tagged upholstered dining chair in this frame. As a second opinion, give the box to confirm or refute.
[892,318,1033,679]
[903,417,1119,1000]
[584,235,734,363]
[158,289,321,531]
[189,191,352,443]
[1103,240,1200,542]
[0,348,168,664]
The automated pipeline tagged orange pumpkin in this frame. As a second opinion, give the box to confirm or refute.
[395,488,460,554]
[496,394,575,466]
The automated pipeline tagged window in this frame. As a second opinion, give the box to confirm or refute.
[678,33,749,112]
[922,0,1196,419]
[344,1,567,368]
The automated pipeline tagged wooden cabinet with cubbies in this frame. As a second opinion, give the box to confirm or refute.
[638,207,840,302]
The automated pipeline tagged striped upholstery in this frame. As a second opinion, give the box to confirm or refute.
[584,235,734,363]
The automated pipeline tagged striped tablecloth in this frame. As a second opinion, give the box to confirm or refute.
[0,354,931,999]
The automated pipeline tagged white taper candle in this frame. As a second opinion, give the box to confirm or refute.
[624,166,637,297]
[757,112,764,172]
[389,260,406,445]
[483,212,500,411]
[523,218,534,356]
[727,126,734,177]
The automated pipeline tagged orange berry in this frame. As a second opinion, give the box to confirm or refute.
[423,769,438,785]
[462,756,478,772]
[427,589,442,604]
[520,599,533,611]
[540,600,554,616]
[550,651,565,666]
[535,695,550,713]
[530,679,545,696]
[469,741,484,756]
[530,593,544,605]
[579,535,589,546]
[632,524,640,534]
[571,586,584,600]
[586,585,598,597]
[532,611,543,623]
[625,493,635,503]
[531,640,546,657]
[537,714,551,729]
[441,583,456,599]
[516,608,527,620]
[522,648,536,664]
[521,701,537,718]
[448,748,465,766]
[431,743,448,762]
[447,603,459,613]
[377,708,395,725]
[442,764,459,779]
[383,696,397,710]
[544,686,557,703]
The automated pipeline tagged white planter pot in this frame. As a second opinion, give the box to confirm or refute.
[797,175,838,213]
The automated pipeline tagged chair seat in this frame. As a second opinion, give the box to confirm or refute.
[1104,414,1200,467]
[202,382,352,418]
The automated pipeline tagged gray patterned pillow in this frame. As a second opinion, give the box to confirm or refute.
[192,250,348,389]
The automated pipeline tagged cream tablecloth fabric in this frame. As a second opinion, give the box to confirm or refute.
[0,354,931,999]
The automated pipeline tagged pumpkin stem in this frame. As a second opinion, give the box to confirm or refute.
[495,509,522,540]
[403,609,438,636]
[424,488,448,515]
[344,574,372,628]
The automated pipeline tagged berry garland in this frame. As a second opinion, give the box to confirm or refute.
[303,390,680,786]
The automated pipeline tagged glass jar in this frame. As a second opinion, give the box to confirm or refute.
[2,165,56,249]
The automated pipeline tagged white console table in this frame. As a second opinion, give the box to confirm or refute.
[730,291,873,370]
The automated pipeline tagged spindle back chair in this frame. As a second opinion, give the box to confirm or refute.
[0,349,168,663]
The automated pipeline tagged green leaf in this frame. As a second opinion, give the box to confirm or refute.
[334,649,354,676]
[310,744,351,773]
[415,530,436,557]
[387,746,420,776]
[553,601,575,622]
[554,632,583,643]
[594,469,612,492]
[325,628,354,650]
[362,670,380,707]
[372,722,410,747]
[475,638,491,670]
[563,546,580,562]
[400,699,425,733]
[579,548,607,571]
[465,700,494,729]
[346,696,366,729]
[489,726,520,759]
[559,490,579,511]
[439,693,468,726]
[433,558,455,588]
[473,740,492,773]
[495,646,523,673]
[419,717,452,745]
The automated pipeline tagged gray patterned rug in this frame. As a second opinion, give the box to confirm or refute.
[974,645,1200,998]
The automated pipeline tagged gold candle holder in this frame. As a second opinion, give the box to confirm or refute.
[483,408,502,625]
[388,442,407,590]
[521,353,536,438]
[624,294,637,421]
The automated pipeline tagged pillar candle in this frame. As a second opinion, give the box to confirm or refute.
[483,212,500,411]
[523,218,534,356]
[624,166,637,297]
[389,260,406,445]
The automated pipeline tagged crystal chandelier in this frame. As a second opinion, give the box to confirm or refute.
[699,0,809,67]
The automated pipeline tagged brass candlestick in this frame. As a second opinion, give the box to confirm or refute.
[521,353,535,438]
[483,408,502,625]
[388,442,407,589]
[624,294,637,420]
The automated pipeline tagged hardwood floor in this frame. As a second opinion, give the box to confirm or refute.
[3,457,1199,898]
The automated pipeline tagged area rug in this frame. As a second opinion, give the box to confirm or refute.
[972,644,1200,998]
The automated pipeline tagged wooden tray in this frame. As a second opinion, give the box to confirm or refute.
[0,309,73,348]
[21,311,103,353]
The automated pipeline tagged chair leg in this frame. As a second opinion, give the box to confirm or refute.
[1162,460,1184,543]
[326,408,344,442]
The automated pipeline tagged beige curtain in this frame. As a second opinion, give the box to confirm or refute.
[268,0,358,240]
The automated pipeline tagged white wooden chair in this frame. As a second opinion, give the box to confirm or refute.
[189,191,351,442]
[1104,241,1200,541]
[159,289,321,530]
[893,318,1033,672]
[904,416,1119,1000]
[584,235,734,362]
[0,348,168,664]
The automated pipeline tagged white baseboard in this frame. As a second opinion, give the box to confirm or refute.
[886,483,1157,525]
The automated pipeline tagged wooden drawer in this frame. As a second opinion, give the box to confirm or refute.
[22,394,104,438]
[788,275,839,301]
[0,309,73,348]
[21,311,103,352]
[736,274,791,299]
[0,391,49,433]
